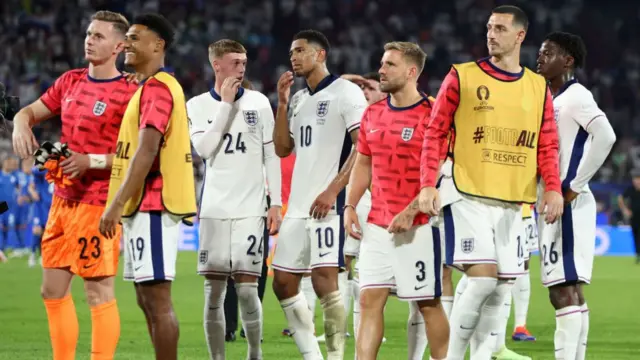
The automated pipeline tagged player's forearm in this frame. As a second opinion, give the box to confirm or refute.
[110,147,158,208]
[263,143,283,206]
[273,103,294,157]
[14,100,54,127]
[420,124,449,188]
[403,195,422,217]
[346,153,371,207]
[328,148,357,196]
[570,118,616,192]
[191,103,234,159]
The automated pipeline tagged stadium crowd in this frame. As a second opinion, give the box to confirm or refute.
[1,0,638,220]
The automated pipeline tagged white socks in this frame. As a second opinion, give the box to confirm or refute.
[441,296,454,319]
[301,276,317,319]
[407,301,428,360]
[512,272,531,329]
[471,280,512,359]
[236,283,262,359]
[554,305,582,360]
[452,273,469,311]
[446,276,497,360]
[339,271,351,316]
[280,292,323,360]
[493,283,513,353]
[320,290,347,359]
[204,279,227,360]
[576,303,589,360]
[351,278,360,341]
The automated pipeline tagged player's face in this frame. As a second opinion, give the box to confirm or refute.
[361,79,385,105]
[289,39,324,77]
[378,50,412,93]
[633,176,640,190]
[536,40,567,80]
[486,13,525,56]
[213,52,247,82]
[124,25,162,67]
[84,20,125,64]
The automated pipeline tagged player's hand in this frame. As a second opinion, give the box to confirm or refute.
[419,187,440,216]
[266,206,283,235]
[309,187,338,220]
[539,190,564,224]
[99,203,123,239]
[121,71,139,84]
[623,208,633,219]
[340,74,367,85]
[12,121,39,159]
[277,71,294,105]
[387,209,415,234]
[564,188,579,205]
[221,77,242,104]
[343,206,362,240]
[59,151,90,179]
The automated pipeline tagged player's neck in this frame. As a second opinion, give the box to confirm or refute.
[489,54,522,74]
[135,60,165,82]
[389,85,422,108]
[88,61,121,80]
[305,67,330,92]
[549,72,575,96]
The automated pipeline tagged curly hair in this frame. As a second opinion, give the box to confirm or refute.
[545,32,587,69]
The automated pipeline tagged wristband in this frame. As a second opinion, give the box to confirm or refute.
[343,204,356,211]
[88,154,108,169]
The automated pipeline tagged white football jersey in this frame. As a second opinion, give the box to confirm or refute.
[286,76,368,218]
[188,88,274,219]
[550,80,606,194]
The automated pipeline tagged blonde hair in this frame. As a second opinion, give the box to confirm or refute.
[383,41,427,75]
[91,11,129,35]
[208,39,247,58]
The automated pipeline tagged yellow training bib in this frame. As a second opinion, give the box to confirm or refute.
[107,71,197,224]
[451,62,547,204]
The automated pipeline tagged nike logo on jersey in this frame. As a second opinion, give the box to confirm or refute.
[247,309,259,315]
[546,269,555,276]
[65,98,74,102]
[207,119,213,124]
[135,265,144,271]
[414,284,428,291]
[369,129,379,133]
[319,252,331,257]
[83,263,96,269]
[252,260,261,265]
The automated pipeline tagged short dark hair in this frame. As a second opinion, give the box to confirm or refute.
[492,5,529,31]
[363,72,380,82]
[545,32,587,69]
[293,29,330,54]
[132,13,175,49]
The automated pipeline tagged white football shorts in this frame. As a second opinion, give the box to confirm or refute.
[122,211,181,283]
[441,196,527,278]
[358,223,443,301]
[272,215,344,272]
[538,192,596,287]
[197,217,265,278]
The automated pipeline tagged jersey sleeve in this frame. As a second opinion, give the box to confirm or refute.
[40,71,75,114]
[420,68,460,188]
[187,97,206,138]
[571,90,606,130]
[356,108,371,156]
[340,83,368,133]
[536,87,562,193]
[139,79,173,134]
[261,99,276,145]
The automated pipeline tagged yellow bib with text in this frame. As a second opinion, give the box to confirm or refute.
[107,71,197,223]
[451,62,547,204]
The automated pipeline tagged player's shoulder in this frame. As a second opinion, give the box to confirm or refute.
[333,77,362,94]
[241,89,271,108]
[566,82,594,100]
[186,91,213,108]
[57,68,88,84]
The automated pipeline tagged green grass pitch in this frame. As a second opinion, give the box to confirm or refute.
[1,253,639,359]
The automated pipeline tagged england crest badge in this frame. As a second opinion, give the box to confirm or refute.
[93,100,107,116]
[243,110,259,126]
[316,100,330,117]
[401,127,414,141]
